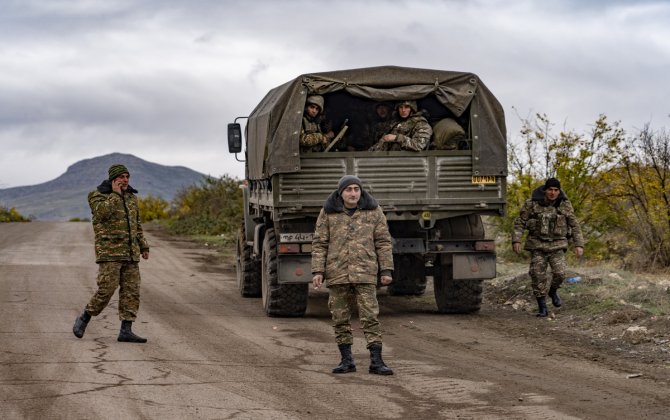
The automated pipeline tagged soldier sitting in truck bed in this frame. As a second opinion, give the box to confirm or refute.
[300,95,335,153]
[369,100,432,152]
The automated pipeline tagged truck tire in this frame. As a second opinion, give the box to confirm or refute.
[236,226,261,297]
[432,214,485,313]
[388,254,427,296]
[261,228,309,317]
[433,262,483,313]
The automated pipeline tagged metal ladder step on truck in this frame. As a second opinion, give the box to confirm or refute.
[227,65,507,317]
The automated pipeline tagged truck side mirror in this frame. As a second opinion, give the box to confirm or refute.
[228,123,242,153]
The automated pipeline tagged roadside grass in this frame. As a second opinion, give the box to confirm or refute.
[190,234,236,259]
[489,261,670,321]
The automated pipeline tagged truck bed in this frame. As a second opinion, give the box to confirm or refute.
[249,150,506,220]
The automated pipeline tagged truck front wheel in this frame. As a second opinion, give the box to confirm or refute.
[236,225,261,297]
[261,228,309,317]
[433,262,483,313]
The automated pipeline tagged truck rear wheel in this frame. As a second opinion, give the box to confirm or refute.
[261,228,309,317]
[432,214,485,313]
[388,254,427,296]
[433,262,483,313]
[236,226,261,297]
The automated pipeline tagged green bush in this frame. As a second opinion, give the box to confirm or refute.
[167,176,243,241]
[0,206,30,222]
[139,194,169,222]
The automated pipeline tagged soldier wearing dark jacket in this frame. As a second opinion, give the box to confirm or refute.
[73,164,150,342]
[512,178,584,317]
[312,175,394,375]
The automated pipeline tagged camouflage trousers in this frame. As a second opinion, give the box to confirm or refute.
[529,249,566,297]
[328,283,382,348]
[86,261,141,321]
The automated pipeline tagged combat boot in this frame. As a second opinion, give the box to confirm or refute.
[332,344,356,374]
[72,310,91,338]
[368,344,393,375]
[117,320,147,343]
[548,287,562,307]
[536,296,548,317]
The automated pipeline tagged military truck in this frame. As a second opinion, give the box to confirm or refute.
[227,66,507,317]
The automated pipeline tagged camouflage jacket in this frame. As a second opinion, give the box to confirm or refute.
[300,115,329,153]
[512,187,585,252]
[88,180,149,263]
[369,112,432,151]
[311,189,394,286]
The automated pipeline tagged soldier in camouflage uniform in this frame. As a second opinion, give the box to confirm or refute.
[299,95,335,153]
[368,100,432,151]
[72,164,150,342]
[312,175,394,375]
[512,178,584,317]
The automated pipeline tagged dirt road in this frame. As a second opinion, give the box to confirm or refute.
[1,222,668,419]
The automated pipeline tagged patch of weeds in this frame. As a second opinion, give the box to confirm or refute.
[623,287,670,316]
[190,235,235,259]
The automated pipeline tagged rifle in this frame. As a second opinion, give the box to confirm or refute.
[324,119,349,152]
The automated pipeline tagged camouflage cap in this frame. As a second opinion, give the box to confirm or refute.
[108,164,129,181]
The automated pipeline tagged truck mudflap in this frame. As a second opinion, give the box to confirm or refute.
[452,253,496,280]
[277,254,313,284]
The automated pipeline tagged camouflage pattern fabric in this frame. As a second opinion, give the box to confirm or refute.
[512,190,584,252]
[312,206,393,285]
[89,187,149,262]
[529,249,567,297]
[85,261,141,321]
[368,112,432,151]
[370,118,396,146]
[300,116,329,153]
[328,284,382,347]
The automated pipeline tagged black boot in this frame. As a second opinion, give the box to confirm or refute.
[332,344,356,374]
[369,344,393,375]
[118,320,147,343]
[536,297,548,317]
[73,310,91,338]
[548,287,562,307]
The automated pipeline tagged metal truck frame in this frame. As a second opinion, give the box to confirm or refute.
[228,66,507,317]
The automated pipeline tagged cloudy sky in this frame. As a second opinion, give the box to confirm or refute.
[1,0,669,188]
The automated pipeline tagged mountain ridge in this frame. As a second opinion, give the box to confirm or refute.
[0,153,209,220]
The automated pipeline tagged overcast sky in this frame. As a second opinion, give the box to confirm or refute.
[1,0,669,188]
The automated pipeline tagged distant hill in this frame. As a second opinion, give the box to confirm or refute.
[0,153,209,221]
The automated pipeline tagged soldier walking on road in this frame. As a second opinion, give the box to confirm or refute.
[311,175,394,375]
[73,164,150,343]
[512,178,584,317]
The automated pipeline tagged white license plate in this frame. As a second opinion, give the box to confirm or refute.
[279,233,314,243]
[471,176,496,184]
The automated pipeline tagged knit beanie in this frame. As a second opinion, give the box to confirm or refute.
[108,164,129,181]
[543,177,561,190]
[338,175,362,195]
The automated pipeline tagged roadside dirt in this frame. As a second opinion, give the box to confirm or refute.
[1,222,669,419]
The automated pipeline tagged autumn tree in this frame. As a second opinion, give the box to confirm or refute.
[608,125,670,268]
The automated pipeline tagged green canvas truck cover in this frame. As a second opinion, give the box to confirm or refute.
[246,65,507,180]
